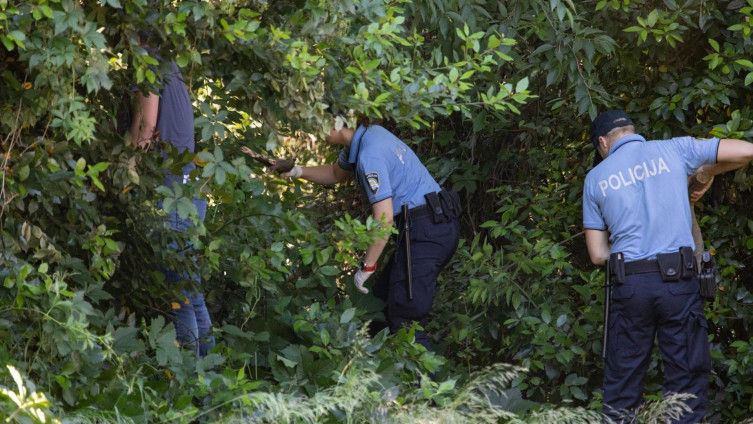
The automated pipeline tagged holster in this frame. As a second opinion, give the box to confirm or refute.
[698,249,718,301]
[609,252,625,285]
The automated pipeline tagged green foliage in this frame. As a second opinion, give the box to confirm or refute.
[0,365,60,424]
[2,0,753,423]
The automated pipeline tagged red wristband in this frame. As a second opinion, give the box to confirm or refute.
[360,261,377,272]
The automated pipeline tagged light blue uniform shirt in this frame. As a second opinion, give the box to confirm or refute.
[337,125,440,215]
[583,134,719,261]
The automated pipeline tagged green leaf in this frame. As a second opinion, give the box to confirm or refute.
[556,314,567,327]
[449,67,458,82]
[708,38,719,52]
[18,165,30,181]
[276,354,297,368]
[90,175,105,191]
[320,328,330,345]
[340,307,356,324]
[319,266,339,276]
[40,5,53,18]
[735,59,753,69]
[488,34,500,49]
[647,9,659,27]
[89,162,109,173]
[542,309,551,324]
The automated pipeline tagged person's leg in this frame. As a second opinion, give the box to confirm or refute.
[191,290,215,357]
[656,278,710,424]
[170,286,200,354]
[603,274,659,423]
[387,218,459,350]
[164,193,214,357]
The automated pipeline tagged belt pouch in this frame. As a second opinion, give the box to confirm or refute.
[424,191,446,224]
[679,246,696,279]
[609,252,625,285]
[438,189,461,220]
[656,252,681,282]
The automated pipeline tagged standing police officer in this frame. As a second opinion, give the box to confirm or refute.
[274,119,461,350]
[583,110,753,423]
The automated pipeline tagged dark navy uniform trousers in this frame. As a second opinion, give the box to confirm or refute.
[371,213,460,350]
[604,272,711,423]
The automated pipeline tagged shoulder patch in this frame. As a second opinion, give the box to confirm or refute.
[365,172,380,194]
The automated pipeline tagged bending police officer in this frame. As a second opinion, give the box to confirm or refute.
[273,118,461,350]
[583,110,753,423]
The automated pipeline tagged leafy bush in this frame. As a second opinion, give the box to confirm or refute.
[2,0,753,423]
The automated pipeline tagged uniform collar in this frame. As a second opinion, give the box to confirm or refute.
[347,125,367,165]
[608,133,645,156]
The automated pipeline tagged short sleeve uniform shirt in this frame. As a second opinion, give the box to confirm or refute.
[337,125,440,215]
[583,134,719,261]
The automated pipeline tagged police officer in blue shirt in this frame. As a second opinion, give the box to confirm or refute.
[583,110,753,423]
[276,118,461,349]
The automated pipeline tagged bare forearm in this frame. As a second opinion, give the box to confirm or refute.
[363,198,395,267]
[697,161,745,178]
[363,233,389,266]
[130,92,159,148]
[130,113,154,147]
[300,164,350,185]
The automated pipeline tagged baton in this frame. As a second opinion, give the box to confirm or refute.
[602,259,611,360]
[402,204,413,301]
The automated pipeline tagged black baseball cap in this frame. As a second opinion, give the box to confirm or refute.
[590,110,633,167]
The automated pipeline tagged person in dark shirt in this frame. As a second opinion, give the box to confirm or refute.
[130,55,214,357]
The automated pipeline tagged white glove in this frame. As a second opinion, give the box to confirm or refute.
[280,165,302,178]
[354,269,375,294]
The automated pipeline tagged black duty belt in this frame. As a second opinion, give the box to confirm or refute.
[624,259,661,275]
[395,189,462,226]
[395,204,432,222]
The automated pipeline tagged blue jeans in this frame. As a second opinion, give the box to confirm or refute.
[164,269,215,357]
[162,174,214,357]
[603,273,710,423]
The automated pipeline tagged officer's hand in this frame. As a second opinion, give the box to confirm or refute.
[269,157,296,174]
[279,165,302,178]
[354,269,374,294]
[688,172,713,204]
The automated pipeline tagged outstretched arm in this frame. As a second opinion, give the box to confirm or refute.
[299,163,352,185]
[282,162,352,185]
[689,138,753,201]
[699,138,753,177]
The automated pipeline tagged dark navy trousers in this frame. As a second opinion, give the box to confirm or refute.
[604,272,711,423]
[371,215,459,350]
